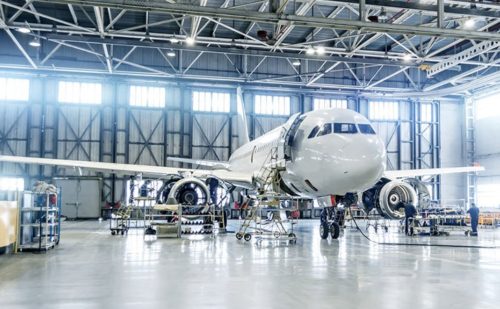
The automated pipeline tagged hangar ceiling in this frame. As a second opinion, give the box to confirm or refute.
[0,0,499,96]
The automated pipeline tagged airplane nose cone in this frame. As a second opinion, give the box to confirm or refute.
[340,137,386,189]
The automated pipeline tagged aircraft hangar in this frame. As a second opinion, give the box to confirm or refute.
[0,0,499,308]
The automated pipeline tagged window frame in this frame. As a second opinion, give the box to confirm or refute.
[317,123,332,137]
[254,94,291,116]
[313,97,348,110]
[192,90,231,113]
[369,101,399,121]
[0,77,30,101]
[58,81,103,105]
[334,123,358,134]
[129,85,166,108]
[358,124,376,135]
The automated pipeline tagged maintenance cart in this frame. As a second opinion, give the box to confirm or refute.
[110,205,133,235]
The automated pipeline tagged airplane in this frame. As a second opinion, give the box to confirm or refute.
[0,88,484,239]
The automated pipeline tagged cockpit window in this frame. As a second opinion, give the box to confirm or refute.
[308,125,320,139]
[358,124,376,134]
[334,123,358,134]
[317,123,332,137]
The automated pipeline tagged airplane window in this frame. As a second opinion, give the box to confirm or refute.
[317,123,332,137]
[308,125,320,139]
[333,123,357,134]
[358,124,376,134]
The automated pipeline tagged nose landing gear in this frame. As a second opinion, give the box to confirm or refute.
[319,207,344,240]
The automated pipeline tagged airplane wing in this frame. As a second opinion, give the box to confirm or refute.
[166,157,231,170]
[384,166,484,179]
[0,155,252,186]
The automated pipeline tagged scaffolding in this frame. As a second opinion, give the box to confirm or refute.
[236,143,298,244]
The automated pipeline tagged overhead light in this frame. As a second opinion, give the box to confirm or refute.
[306,46,315,55]
[170,37,179,44]
[292,60,301,66]
[185,37,195,46]
[17,27,31,34]
[29,38,41,47]
[166,51,176,57]
[316,46,326,56]
[464,18,476,29]
[378,7,388,22]
[403,54,412,62]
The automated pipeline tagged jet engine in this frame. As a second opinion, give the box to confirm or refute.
[362,179,430,220]
[164,177,211,215]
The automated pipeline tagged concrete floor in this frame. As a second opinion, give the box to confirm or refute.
[1,220,500,309]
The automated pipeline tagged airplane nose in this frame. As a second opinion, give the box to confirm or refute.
[339,137,386,188]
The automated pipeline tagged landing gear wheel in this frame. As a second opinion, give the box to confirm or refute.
[288,233,297,244]
[244,233,252,241]
[111,231,116,235]
[236,232,243,240]
[330,222,340,239]
[121,230,125,235]
[274,231,281,238]
[320,222,329,239]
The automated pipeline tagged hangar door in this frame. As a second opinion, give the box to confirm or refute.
[54,178,102,219]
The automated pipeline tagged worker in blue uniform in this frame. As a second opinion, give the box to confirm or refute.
[467,203,480,236]
[404,202,418,236]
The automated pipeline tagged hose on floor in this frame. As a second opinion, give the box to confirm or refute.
[347,205,500,249]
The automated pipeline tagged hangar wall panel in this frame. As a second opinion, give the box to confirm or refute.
[440,102,467,202]
[0,72,465,208]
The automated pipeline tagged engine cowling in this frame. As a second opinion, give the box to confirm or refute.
[362,179,429,220]
[165,177,211,215]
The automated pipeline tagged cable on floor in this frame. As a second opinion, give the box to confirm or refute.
[347,205,500,249]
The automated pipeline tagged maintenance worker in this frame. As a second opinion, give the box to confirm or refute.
[404,202,418,236]
[467,203,480,236]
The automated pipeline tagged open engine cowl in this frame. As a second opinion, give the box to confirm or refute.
[362,179,429,220]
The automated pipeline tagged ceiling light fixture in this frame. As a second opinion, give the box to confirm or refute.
[292,60,301,66]
[306,46,315,55]
[403,54,412,62]
[170,36,179,44]
[378,7,388,22]
[166,51,176,57]
[464,18,476,29]
[29,37,41,47]
[185,37,195,46]
[316,46,326,56]
[17,27,30,34]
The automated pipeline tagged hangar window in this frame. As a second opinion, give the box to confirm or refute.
[334,123,357,134]
[58,81,102,105]
[0,78,30,101]
[369,101,399,120]
[0,177,24,191]
[313,98,347,110]
[255,95,290,116]
[129,85,165,108]
[192,91,230,113]
[420,103,433,123]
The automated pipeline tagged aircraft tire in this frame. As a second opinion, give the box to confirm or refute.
[320,222,329,239]
[330,222,340,239]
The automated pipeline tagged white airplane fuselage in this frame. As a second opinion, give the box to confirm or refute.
[228,109,387,198]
